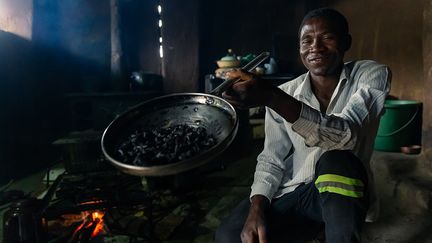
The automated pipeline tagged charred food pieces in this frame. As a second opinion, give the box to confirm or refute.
[116,124,217,166]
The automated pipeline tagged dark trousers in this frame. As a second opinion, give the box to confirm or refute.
[214,150,369,243]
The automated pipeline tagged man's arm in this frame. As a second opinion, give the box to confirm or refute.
[241,195,270,243]
[222,70,302,123]
[223,62,391,150]
[290,63,391,150]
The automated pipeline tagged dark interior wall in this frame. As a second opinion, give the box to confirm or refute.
[161,0,200,93]
[31,0,112,92]
[423,1,432,157]
[160,0,323,94]
[120,0,161,77]
[199,0,322,82]
[0,0,163,183]
[326,0,425,100]
[324,0,432,155]
[0,0,111,183]
[0,0,161,94]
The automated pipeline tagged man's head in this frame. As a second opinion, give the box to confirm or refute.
[298,8,352,78]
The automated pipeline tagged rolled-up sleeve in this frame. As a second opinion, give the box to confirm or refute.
[250,108,293,202]
[291,63,391,150]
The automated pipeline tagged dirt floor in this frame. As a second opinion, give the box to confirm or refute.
[1,139,432,243]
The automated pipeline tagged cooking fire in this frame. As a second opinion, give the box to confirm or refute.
[71,210,107,240]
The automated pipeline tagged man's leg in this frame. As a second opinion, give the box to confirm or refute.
[314,150,369,243]
[268,184,324,243]
[215,185,322,243]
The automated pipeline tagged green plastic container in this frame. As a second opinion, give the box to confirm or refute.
[374,100,422,152]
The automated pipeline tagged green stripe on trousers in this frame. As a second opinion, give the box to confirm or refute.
[315,174,364,198]
[315,174,364,187]
[316,186,364,198]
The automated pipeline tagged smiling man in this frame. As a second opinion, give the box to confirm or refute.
[214,8,391,243]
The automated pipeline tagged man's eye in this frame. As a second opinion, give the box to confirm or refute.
[301,39,312,45]
[322,35,336,41]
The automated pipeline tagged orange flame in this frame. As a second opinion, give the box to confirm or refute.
[90,211,105,238]
[71,210,106,239]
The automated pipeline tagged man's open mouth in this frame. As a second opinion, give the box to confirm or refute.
[308,55,327,64]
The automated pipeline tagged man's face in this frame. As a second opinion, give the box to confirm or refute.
[299,17,348,77]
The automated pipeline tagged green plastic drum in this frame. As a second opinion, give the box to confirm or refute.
[374,100,422,152]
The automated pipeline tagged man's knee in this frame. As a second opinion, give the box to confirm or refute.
[315,150,368,200]
[317,150,360,168]
[316,150,366,180]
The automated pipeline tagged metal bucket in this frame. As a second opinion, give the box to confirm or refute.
[375,99,422,152]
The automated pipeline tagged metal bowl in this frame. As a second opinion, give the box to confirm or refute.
[101,93,238,176]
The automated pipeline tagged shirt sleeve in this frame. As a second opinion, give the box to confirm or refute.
[291,63,391,150]
[250,107,293,202]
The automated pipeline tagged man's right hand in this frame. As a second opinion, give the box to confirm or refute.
[241,195,270,243]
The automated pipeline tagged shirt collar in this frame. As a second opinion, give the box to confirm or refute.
[293,63,350,102]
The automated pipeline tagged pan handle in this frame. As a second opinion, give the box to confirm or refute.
[210,51,270,96]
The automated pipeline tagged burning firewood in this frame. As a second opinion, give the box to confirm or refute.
[63,211,107,243]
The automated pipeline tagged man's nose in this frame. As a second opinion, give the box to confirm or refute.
[310,38,324,51]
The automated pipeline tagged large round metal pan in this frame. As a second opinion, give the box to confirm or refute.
[101,93,238,176]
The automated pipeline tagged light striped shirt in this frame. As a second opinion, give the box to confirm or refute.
[251,60,391,220]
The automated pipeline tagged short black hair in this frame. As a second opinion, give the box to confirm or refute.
[300,8,349,36]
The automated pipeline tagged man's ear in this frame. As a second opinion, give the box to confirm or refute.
[344,34,352,51]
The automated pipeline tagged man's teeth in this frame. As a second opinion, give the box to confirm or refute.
[310,58,323,63]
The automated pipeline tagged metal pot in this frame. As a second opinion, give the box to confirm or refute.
[3,198,45,243]
[101,93,238,176]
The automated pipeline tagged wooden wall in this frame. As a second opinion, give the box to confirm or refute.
[161,0,200,93]
[0,0,169,183]
[424,1,432,157]
[325,0,432,157]
[0,0,114,182]
[159,0,322,93]
[199,0,320,86]
[121,0,161,78]
[161,0,432,159]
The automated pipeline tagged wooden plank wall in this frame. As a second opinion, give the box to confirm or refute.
[160,0,319,94]
[327,0,432,157]
[424,1,432,157]
[161,0,200,93]
[199,0,315,80]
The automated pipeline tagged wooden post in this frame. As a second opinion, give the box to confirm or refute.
[111,0,125,90]
[423,1,432,159]
[161,0,200,93]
